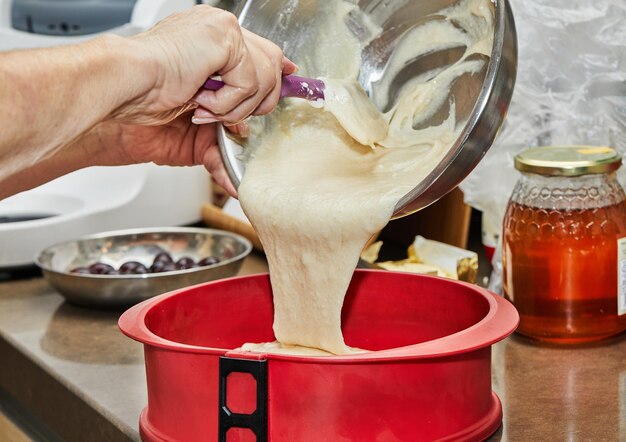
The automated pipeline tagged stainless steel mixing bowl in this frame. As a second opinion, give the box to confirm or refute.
[36,227,252,309]
[218,0,517,218]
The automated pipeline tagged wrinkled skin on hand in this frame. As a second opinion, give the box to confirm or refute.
[114,5,296,127]
[102,113,237,196]
[0,5,294,200]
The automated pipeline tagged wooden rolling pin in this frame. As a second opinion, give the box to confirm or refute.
[201,203,264,251]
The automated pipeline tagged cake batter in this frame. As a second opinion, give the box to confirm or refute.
[239,0,494,355]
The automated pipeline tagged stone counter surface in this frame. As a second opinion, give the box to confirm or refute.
[0,255,624,441]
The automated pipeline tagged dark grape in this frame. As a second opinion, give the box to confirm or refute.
[153,252,173,265]
[175,257,196,270]
[149,261,166,273]
[198,256,220,267]
[151,262,176,273]
[74,250,193,275]
[119,261,148,275]
[88,262,116,275]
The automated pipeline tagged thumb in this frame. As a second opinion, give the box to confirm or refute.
[282,56,298,75]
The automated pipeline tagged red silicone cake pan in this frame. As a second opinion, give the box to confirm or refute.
[119,269,519,441]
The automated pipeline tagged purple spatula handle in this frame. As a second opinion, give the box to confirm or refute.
[203,75,325,101]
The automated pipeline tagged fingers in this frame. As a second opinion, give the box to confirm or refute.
[187,119,238,197]
[192,26,268,122]
[224,120,250,138]
[192,107,219,125]
[122,6,298,126]
[188,120,237,197]
[191,109,250,139]
[240,30,284,116]
[203,146,237,198]
[193,27,297,124]
[282,56,298,75]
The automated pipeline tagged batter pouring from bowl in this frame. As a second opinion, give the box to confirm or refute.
[238,0,495,355]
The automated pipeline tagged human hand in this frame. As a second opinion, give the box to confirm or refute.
[0,5,289,200]
[0,113,240,200]
[100,114,238,197]
[113,5,296,126]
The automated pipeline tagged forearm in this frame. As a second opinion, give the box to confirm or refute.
[0,122,127,200]
[0,35,155,179]
[0,5,285,201]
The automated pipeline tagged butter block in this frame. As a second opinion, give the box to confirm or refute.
[409,236,478,283]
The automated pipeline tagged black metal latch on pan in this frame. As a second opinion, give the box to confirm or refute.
[218,356,268,442]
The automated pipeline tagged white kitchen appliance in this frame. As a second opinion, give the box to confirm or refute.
[0,0,214,269]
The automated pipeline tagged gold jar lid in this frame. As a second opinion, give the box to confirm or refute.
[514,145,622,176]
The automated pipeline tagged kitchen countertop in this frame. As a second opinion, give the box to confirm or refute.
[0,254,624,441]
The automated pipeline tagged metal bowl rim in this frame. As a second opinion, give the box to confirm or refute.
[392,0,510,215]
[34,227,253,280]
[222,0,516,218]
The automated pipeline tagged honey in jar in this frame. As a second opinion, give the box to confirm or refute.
[503,146,626,343]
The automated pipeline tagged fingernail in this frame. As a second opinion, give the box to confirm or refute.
[283,57,299,75]
[194,107,217,118]
[192,116,219,125]
[224,120,250,138]
[237,122,250,138]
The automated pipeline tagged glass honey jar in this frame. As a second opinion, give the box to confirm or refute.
[503,146,626,343]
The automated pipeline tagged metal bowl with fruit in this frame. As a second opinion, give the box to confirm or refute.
[36,227,252,309]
